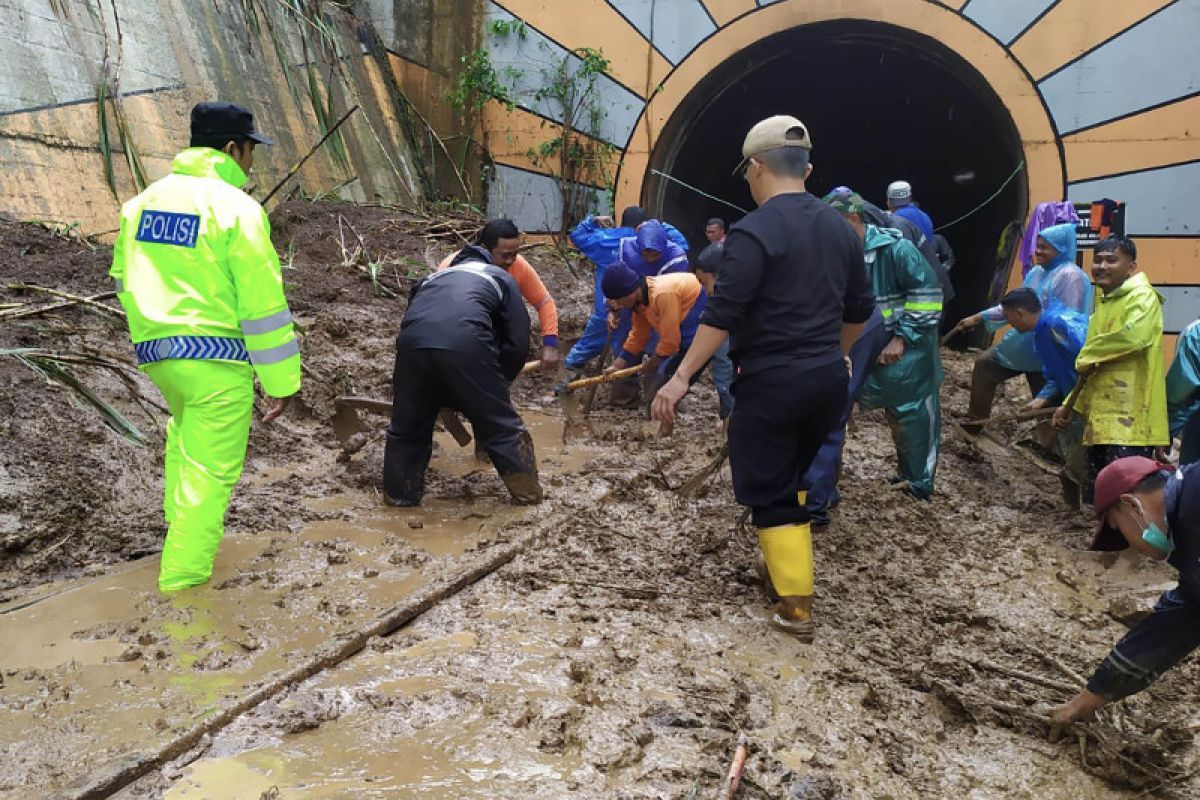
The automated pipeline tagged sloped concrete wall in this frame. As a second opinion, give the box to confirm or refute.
[0,0,481,234]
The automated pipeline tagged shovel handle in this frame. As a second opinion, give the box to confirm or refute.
[518,359,541,376]
[563,363,647,392]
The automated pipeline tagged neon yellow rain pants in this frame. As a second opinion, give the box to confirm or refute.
[144,360,254,592]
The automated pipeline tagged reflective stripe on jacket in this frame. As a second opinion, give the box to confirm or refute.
[109,147,300,397]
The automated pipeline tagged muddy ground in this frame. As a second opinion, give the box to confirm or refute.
[1,206,1198,798]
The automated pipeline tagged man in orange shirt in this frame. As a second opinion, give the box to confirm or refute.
[602,261,706,403]
[440,219,559,369]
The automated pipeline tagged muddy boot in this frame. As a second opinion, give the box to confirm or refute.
[754,553,779,602]
[769,596,814,643]
[609,375,641,409]
[1059,470,1081,510]
[501,471,543,505]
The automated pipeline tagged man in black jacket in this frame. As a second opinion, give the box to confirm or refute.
[383,245,542,506]
[652,116,875,641]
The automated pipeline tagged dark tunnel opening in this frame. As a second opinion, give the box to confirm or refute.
[643,20,1030,326]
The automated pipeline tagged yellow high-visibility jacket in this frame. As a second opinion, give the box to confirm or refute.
[109,147,300,398]
[1072,272,1168,446]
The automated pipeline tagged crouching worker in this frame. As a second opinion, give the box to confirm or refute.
[110,102,300,593]
[600,261,705,414]
[1049,457,1199,740]
[383,246,542,506]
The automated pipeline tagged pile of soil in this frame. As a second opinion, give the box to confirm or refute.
[0,202,590,599]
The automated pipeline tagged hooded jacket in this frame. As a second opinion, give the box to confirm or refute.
[1071,271,1169,446]
[981,222,1091,373]
[1032,304,1089,403]
[619,220,689,277]
[858,225,944,410]
[109,147,300,398]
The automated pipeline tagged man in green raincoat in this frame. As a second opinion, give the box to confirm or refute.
[109,102,301,592]
[1054,236,1168,503]
[1167,319,1200,465]
[827,192,944,499]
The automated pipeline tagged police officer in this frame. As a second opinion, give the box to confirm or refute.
[383,245,542,507]
[109,102,301,592]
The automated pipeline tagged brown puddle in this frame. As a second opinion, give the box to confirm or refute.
[0,407,599,794]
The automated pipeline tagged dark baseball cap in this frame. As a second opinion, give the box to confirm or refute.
[1090,456,1173,550]
[190,102,274,145]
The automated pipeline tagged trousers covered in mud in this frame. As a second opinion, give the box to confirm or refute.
[144,359,255,592]
[384,347,540,505]
[728,357,848,527]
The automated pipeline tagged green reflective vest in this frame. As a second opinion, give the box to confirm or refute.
[859,225,944,410]
[109,148,300,397]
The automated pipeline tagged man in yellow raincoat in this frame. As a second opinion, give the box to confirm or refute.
[1054,236,1167,504]
[109,102,301,591]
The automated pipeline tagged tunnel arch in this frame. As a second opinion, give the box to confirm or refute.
[613,0,1065,323]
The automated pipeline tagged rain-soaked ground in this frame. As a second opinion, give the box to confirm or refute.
[2,208,1198,798]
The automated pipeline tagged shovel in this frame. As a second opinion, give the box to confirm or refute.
[332,359,542,452]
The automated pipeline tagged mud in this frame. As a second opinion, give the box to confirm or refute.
[1,207,1197,798]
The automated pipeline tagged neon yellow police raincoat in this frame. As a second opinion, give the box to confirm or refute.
[109,147,300,591]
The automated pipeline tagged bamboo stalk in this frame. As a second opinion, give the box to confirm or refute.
[1,285,124,320]
[262,105,360,205]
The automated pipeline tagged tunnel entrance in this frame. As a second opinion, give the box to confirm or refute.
[644,20,1030,325]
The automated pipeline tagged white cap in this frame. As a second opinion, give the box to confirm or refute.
[887,180,913,204]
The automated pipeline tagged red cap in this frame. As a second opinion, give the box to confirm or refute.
[1090,457,1173,550]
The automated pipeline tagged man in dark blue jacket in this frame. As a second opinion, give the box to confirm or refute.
[1048,457,1200,739]
[383,245,541,507]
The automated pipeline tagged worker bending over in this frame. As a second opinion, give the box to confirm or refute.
[1053,236,1168,503]
[601,262,705,407]
[827,191,943,500]
[956,223,1089,431]
[565,208,688,373]
[110,102,300,592]
[441,218,559,369]
[999,288,1089,505]
[384,246,541,506]
[653,116,875,640]
[1049,457,1200,740]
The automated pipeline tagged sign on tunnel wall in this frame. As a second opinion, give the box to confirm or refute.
[475,0,1200,340]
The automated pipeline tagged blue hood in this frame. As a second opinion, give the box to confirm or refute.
[635,220,668,254]
[1038,222,1078,271]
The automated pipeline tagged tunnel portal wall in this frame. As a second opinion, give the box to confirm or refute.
[473,0,1200,342]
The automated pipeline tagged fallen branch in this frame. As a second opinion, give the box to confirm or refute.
[678,444,728,499]
[261,105,359,205]
[971,658,1081,694]
[1,285,124,320]
[721,733,749,800]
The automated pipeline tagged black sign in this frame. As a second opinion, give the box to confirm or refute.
[1074,200,1125,249]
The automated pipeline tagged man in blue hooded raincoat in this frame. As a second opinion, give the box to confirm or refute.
[564,208,688,372]
[954,222,1091,432]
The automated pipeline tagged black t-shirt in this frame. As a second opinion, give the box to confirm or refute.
[701,192,874,376]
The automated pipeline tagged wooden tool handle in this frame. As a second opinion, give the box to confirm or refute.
[563,363,646,392]
[518,359,542,375]
[961,406,1058,427]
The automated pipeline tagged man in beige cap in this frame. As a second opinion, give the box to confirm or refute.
[652,115,875,641]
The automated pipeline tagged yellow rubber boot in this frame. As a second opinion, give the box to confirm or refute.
[758,523,814,640]
[758,523,814,597]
